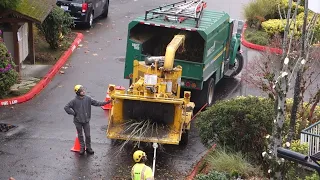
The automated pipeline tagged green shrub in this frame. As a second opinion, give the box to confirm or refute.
[280,140,310,179]
[297,12,320,44]
[261,11,320,44]
[243,0,279,28]
[37,5,74,49]
[245,28,270,45]
[195,96,275,162]
[196,96,320,163]
[0,35,19,98]
[278,0,305,18]
[0,0,20,9]
[304,172,320,180]
[243,0,304,28]
[261,19,302,37]
[206,147,263,178]
[195,171,228,180]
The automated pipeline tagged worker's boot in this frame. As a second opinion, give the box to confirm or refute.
[86,148,94,155]
[79,148,85,155]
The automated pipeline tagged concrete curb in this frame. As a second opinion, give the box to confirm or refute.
[241,23,283,54]
[0,33,84,106]
[186,144,216,180]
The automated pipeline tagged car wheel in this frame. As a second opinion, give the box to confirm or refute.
[86,12,93,28]
[101,1,109,18]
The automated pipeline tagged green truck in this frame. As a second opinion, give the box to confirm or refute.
[123,0,244,109]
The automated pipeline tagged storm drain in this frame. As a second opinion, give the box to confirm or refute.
[0,123,17,132]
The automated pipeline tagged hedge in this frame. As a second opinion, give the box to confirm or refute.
[195,96,320,163]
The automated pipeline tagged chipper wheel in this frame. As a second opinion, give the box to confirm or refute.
[179,130,189,147]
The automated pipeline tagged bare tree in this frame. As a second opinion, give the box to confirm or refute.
[245,0,320,178]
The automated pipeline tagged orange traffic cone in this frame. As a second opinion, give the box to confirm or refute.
[71,133,81,152]
[101,92,112,110]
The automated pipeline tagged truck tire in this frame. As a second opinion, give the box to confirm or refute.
[229,52,244,78]
[192,77,215,110]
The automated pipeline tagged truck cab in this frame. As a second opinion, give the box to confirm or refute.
[123,0,244,109]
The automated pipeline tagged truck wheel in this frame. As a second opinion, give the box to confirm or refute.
[190,77,215,110]
[206,77,215,107]
[179,130,189,146]
[229,52,244,77]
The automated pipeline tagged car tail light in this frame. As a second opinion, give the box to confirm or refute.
[185,81,190,87]
[82,3,88,13]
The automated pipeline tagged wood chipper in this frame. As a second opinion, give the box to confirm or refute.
[107,32,195,146]
[105,0,244,147]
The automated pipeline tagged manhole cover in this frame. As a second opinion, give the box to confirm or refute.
[0,123,17,132]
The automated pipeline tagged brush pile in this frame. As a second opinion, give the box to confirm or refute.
[114,119,172,152]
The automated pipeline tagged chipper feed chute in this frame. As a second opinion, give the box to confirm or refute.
[106,33,195,145]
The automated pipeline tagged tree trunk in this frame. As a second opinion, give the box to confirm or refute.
[287,0,308,143]
[308,90,320,123]
[270,0,293,179]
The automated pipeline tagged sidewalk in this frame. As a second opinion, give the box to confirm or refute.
[0,33,83,106]
[9,65,52,96]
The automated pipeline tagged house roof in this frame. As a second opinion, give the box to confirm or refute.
[11,0,56,23]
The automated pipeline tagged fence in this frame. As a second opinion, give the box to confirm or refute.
[301,121,320,158]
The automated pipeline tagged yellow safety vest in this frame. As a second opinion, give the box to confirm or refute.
[131,163,154,180]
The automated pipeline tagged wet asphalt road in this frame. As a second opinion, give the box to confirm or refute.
[0,0,272,179]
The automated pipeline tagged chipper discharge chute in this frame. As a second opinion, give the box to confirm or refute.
[106,33,195,146]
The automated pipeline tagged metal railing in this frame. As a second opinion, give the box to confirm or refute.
[300,121,320,157]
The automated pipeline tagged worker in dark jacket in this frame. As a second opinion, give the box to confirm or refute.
[64,84,111,155]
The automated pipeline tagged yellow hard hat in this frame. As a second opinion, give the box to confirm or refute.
[74,85,83,93]
[133,150,146,162]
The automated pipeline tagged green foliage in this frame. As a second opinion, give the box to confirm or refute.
[0,0,20,9]
[260,5,320,44]
[0,37,19,98]
[243,0,304,28]
[195,96,275,162]
[243,0,279,28]
[37,5,74,49]
[261,19,302,37]
[304,172,320,180]
[278,0,304,18]
[297,12,320,44]
[290,140,308,154]
[195,171,228,180]
[206,147,263,178]
[284,98,320,137]
[244,28,270,45]
[280,140,310,179]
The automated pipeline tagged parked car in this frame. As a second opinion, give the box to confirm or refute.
[56,0,109,28]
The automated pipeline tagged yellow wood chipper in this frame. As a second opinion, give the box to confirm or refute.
[106,33,195,146]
